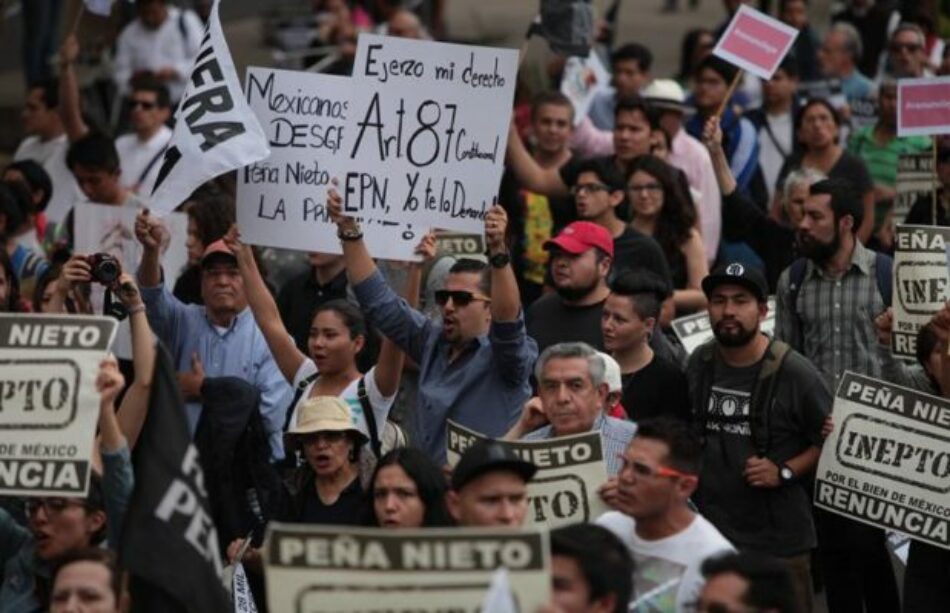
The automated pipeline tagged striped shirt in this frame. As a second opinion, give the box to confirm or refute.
[775,241,886,388]
[847,126,931,188]
[521,414,637,477]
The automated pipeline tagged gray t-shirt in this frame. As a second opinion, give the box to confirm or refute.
[689,347,831,556]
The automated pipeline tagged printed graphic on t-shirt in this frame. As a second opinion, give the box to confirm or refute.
[706,385,752,436]
[630,554,684,612]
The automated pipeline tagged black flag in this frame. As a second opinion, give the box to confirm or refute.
[529,0,594,58]
[119,343,230,613]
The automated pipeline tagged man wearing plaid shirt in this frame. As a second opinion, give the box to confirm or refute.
[775,177,899,613]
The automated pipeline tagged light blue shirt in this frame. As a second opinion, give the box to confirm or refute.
[588,88,617,130]
[522,414,637,477]
[140,283,292,459]
[841,70,876,103]
[353,270,537,463]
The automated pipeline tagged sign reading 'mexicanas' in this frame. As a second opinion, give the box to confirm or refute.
[0,314,117,497]
[342,34,518,234]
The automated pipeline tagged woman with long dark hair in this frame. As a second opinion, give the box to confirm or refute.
[370,447,453,528]
[626,155,707,314]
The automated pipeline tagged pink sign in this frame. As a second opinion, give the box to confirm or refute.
[897,77,950,137]
[712,5,799,80]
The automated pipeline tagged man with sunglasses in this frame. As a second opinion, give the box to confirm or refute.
[687,263,829,612]
[327,189,537,464]
[598,417,733,612]
[883,22,931,79]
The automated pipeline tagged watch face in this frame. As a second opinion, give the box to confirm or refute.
[781,467,794,480]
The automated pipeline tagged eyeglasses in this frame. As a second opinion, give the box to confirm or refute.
[570,183,610,196]
[130,99,157,110]
[617,455,696,479]
[25,498,86,517]
[890,42,922,53]
[434,289,492,307]
[627,183,663,195]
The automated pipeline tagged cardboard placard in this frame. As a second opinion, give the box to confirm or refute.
[446,420,610,528]
[0,314,117,497]
[264,524,550,613]
[897,77,950,137]
[712,4,799,80]
[891,226,950,358]
[815,372,950,550]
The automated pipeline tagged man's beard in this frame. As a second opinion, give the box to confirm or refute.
[796,227,840,265]
[712,319,758,347]
[555,277,600,303]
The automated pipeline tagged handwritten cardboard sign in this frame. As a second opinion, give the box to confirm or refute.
[341,34,518,234]
[236,67,421,261]
[0,314,117,497]
[816,372,950,550]
[712,4,799,80]
[446,420,610,528]
[264,524,550,613]
[898,77,950,137]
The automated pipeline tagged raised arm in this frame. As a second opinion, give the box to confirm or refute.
[485,205,520,322]
[506,123,571,197]
[134,209,164,288]
[58,35,89,142]
[223,225,306,383]
[113,274,155,448]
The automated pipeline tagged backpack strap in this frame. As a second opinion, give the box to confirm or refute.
[874,251,893,308]
[282,372,319,433]
[357,377,383,459]
[749,340,791,457]
[787,257,808,351]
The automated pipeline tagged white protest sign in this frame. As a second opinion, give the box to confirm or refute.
[74,203,188,359]
[231,563,258,613]
[897,77,950,137]
[0,314,117,497]
[891,226,950,359]
[712,4,799,80]
[236,67,421,261]
[264,524,550,613]
[149,0,270,214]
[672,297,776,355]
[561,51,610,126]
[815,371,950,550]
[446,420,609,528]
[894,154,936,222]
[341,34,518,234]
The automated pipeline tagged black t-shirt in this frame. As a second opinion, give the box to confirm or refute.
[277,268,350,355]
[527,294,604,353]
[620,354,690,423]
[775,150,873,199]
[613,227,673,287]
[688,349,830,556]
[284,475,369,526]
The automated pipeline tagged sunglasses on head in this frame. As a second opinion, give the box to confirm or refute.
[434,289,492,307]
[130,99,157,110]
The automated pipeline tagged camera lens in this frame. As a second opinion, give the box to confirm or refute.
[97,260,119,284]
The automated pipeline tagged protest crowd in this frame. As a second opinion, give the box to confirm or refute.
[3,0,950,611]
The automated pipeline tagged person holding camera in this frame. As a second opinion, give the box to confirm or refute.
[133,209,292,461]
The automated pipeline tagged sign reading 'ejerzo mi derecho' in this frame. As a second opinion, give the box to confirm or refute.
[446,420,610,529]
[816,372,950,549]
[264,524,550,613]
[0,314,117,497]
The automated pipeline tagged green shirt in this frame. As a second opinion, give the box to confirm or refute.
[847,125,931,188]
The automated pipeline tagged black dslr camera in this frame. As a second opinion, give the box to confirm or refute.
[86,253,121,287]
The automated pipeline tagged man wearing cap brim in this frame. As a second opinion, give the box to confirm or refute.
[134,210,292,460]
[686,262,830,610]
[447,439,537,527]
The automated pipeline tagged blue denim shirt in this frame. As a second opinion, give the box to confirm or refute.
[521,414,637,477]
[353,270,538,462]
[139,283,292,460]
[0,445,133,613]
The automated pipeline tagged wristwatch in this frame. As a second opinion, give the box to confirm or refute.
[489,251,511,269]
[337,224,363,242]
[779,464,795,483]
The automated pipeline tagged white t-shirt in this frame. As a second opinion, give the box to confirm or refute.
[757,112,793,203]
[290,360,395,447]
[13,134,83,223]
[597,511,734,612]
[115,126,173,194]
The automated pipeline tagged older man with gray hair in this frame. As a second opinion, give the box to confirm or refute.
[818,22,876,103]
[505,342,636,478]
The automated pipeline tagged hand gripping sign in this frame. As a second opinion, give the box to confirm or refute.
[0,314,117,497]
[712,4,799,80]
[897,77,950,137]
